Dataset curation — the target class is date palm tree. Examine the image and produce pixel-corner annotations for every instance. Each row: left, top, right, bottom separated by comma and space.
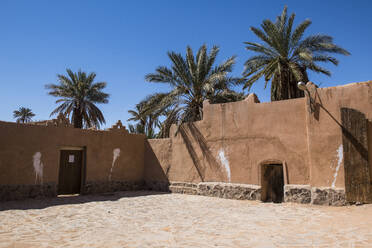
144, 44, 244, 136
127, 99, 160, 138
243, 6, 350, 101
13, 107, 35, 123
46, 69, 109, 128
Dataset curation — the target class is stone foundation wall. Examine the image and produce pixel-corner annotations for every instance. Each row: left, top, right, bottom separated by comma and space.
0, 180, 148, 201
311, 187, 346, 206
0, 183, 57, 201
0, 180, 347, 206
198, 182, 261, 200
0, 181, 147, 201
82, 180, 145, 195
167, 182, 261, 201
145, 181, 170, 192
284, 184, 346, 206
162, 182, 347, 206
284, 184, 312, 204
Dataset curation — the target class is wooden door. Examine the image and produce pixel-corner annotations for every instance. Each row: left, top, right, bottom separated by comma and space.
58, 150, 83, 195
261, 164, 284, 203
341, 108, 372, 203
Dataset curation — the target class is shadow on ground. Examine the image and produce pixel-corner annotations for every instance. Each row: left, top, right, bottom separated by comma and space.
0, 191, 169, 211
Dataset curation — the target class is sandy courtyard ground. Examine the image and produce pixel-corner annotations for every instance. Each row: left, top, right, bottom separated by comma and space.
1, 191, 372, 248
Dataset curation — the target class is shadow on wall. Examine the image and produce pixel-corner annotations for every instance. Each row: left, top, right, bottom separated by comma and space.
180, 123, 226, 182
179, 125, 206, 181
311, 86, 371, 203
311, 88, 368, 162
144, 140, 170, 191
0, 191, 169, 211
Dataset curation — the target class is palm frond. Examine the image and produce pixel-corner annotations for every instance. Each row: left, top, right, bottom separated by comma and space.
46, 68, 109, 128
243, 6, 349, 101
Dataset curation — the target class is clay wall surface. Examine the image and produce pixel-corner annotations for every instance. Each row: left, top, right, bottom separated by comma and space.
146, 81, 372, 193
144, 139, 171, 190
148, 95, 310, 186
0, 121, 145, 199
305, 81, 372, 188
2, 80, 371, 204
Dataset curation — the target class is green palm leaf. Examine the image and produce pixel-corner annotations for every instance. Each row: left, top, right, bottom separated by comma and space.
141, 44, 245, 137
243, 6, 350, 101
13, 107, 35, 123
45, 69, 109, 128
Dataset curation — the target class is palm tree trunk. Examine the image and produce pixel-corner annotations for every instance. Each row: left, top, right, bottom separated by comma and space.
73, 108, 83, 128
271, 68, 304, 101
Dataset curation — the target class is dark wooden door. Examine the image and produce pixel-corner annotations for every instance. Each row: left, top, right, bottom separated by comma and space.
341, 108, 372, 203
58, 150, 83, 195
262, 164, 284, 203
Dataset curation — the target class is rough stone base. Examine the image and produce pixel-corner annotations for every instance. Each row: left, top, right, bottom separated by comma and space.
311, 187, 346, 206
198, 182, 261, 200
162, 182, 347, 206
169, 182, 198, 195
82, 180, 145, 195
166, 182, 261, 200
0, 180, 347, 206
0, 183, 57, 201
145, 181, 170, 192
284, 184, 311, 204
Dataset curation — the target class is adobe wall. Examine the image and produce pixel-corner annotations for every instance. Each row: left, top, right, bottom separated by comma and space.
305, 82, 372, 188
167, 97, 309, 185
0, 121, 145, 201
144, 139, 171, 191
145, 81, 372, 205
146, 94, 310, 190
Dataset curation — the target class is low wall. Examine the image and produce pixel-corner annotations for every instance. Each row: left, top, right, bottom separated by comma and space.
166, 182, 346, 206
0, 121, 146, 201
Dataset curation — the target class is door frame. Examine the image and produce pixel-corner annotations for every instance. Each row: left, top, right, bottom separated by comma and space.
258, 159, 288, 186
58, 146, 86, 195
258, 159, 287, 202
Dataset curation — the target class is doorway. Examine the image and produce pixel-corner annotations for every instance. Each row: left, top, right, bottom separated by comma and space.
58, 149, 84, 195
261, 164, 284, 203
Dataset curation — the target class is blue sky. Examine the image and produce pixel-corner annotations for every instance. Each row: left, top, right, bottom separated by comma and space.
1, 0, 371, 127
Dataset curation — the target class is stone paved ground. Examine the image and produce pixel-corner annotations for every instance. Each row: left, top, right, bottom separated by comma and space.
0, 191, 372, 248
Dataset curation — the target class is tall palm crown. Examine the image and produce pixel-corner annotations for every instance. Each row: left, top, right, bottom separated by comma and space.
46, 69, 109, 129
13, 107, 35, 123
243, 6, 350, 101
145, 44, 243, 129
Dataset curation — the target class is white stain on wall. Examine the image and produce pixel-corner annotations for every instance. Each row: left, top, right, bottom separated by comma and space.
32, 152, 43, 184
331, 145, 343, 188
218, 149, 231, 182
109, 148, 121, 181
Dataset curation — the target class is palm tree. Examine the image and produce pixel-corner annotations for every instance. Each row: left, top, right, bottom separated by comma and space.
144, 44, 244, 136
127, 99, 160, 139
13, 107, 35, 123
157, 107, 181, 138
46, 69, 109, 129
243, 6, 350, 101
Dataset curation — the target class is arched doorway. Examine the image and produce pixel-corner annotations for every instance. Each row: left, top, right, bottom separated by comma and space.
261, 163, 284, 203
